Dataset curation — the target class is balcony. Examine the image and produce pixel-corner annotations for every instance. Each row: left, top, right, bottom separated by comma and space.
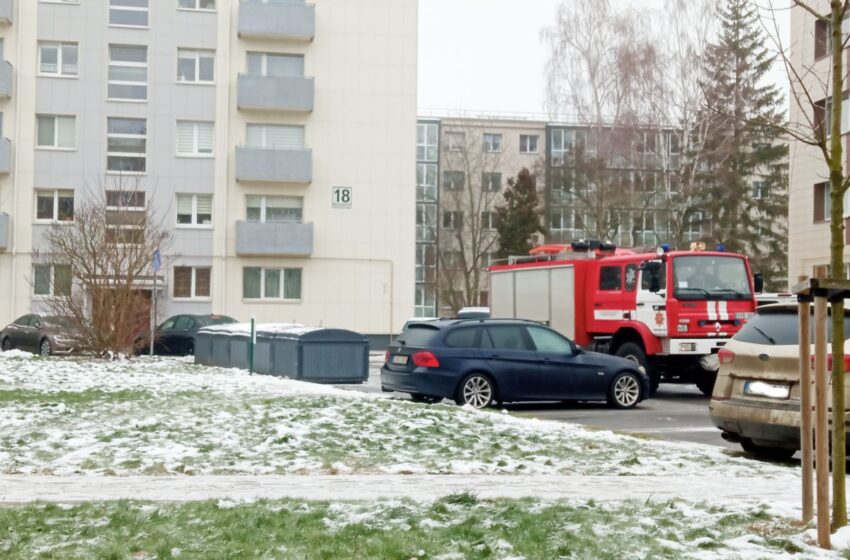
237, 74, 314, 113
0, 212, 8, 251
0, 61, 12, 98
236, 221, 313, 257
0, 137, 11, 174
0, 0, 11, 24
238, 1, 315, 41
235, 146, 312, 183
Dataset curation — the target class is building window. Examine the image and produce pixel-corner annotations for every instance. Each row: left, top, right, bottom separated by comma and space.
177, 49, 215, 83
108, 45, 148, 100
105, 190, 146, 244
443, 171, 465, 191
246, 52, 304, 77
36, 189, 74, 222
36, 115, 75, 149
176, 194, 212, 226
415, 286, 436, 317
416, 204, 437, 242
684, 211, 703, 242
481, 211, 496, 230
417, 122, 438, 162
33, 264, 72, 297
246, 124, 304, 149
443, 250, 463, 270
482, 172, 501, 192
519, 134, 538, 154
243, 267, 302, 300
174, 266, 211, 299
415, 244, 437, 283
445, 132, 465, 152
246, 195, 303, 223
443, 210, 463, 230
176, 121, 214, 156
417, 163, 437, 202
38, 42, 78, 77
814, 181, 830, 222
178, 0, 215, 10
110, 0, 149, 27
483, 133, 502, 153
550, 129, 574, 165
752, 180, 768, 200
107, 117, 147, 173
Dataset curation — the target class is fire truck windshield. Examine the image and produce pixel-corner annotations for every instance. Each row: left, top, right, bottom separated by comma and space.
672, 255, 752, 301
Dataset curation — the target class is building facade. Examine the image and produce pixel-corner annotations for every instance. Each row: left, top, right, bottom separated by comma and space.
0, 0, 417, 341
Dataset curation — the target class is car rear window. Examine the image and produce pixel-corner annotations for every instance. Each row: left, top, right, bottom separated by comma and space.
734, 310, 850, 345
444, 327, 479, 348
396, 324, 440, 347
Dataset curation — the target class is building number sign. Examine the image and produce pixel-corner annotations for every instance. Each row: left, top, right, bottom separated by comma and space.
332, 186, 352, 209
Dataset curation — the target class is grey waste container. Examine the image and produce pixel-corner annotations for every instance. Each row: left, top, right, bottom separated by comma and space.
253, 330, 275, 374
194, 330, 215, 366
229, 332, 250, 369
269, 328, 369, 383
211, 332, 232, 367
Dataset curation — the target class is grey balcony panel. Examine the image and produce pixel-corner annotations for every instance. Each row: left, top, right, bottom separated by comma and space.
0, 137, 11, 174
238, 74, 314, 112
236, 221, 313, 257
0, 0, 11, 24
236, 146, 312, 183
0, 212, 8, 251
238, 1, 315, 41
0, 61, 12, 99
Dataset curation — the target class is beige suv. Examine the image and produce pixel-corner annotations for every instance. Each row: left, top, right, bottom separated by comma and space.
709, 304, 850, 460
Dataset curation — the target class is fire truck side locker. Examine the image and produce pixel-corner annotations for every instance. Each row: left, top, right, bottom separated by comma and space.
489, 265, 576, 339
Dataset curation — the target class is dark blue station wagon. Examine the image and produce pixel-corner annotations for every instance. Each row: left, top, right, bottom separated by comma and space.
381, 319, 650, 409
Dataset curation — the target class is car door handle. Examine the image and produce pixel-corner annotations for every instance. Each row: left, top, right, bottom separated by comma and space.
486, 354, 501, 359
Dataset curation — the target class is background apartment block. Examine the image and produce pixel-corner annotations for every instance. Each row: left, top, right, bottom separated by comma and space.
0, 0, 417, 343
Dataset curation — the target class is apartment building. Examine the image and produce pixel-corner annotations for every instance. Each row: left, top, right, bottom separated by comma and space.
0, 0, 417, 342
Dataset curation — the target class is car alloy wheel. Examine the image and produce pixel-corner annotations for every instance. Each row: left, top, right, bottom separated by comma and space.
610, 373, 641, 408
458, 374, 494, 408
1, 338, 11, 351
39, 339, 51, 357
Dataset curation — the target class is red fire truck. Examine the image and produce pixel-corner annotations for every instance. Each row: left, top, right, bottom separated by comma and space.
488, 241, 761, 395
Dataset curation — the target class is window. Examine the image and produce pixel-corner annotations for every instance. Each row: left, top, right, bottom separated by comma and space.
481, 211, 496, 230
36, 190, 74, 222
445, 327, 479, 348
110, 0, 149, 27
105, 190, 145, 245
246, 52, 304, 77
625, 264, 638, 292
485, 325, 531, 351
246, 124, 304, 149
416, 204, 437, 242
107, 117, 147, 173
417, 122, 439, 161
38, 42, 78, 77
752, 180, 768, 200
482, 172, 501, 192
177, 49, 215, 83
417, 163, 437, 202
446, 132, 465, 152
414, 286, 436, 317
443, 250, 463, 270
174, 266, 211, 299
178, 0, 215, 10
33, 264, 72, 297
177, 121, 214, 156
551, 128, 573, 165
815, 16, 850, 59
108, 45, 147, 100
176, 194, 212, 226
415, 244, 436, 283
243, 267, 302, 300
36, 115, 75, 149
443, 171, 465, 190
443, 210, 463, 230
814, 182, 830, 222
519, 134, 538, 154
246, 195, 303, 223
526, 326, 573, 354
599, 266, 622, 291
483, 133, 502, 153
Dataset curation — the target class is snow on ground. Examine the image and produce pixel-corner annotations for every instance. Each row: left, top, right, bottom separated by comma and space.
0, 351, 796, 478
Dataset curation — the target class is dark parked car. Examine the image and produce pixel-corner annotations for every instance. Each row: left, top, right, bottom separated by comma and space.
0, 314, 77, 356
153, 314, 237, 356
381, 319, 650, 408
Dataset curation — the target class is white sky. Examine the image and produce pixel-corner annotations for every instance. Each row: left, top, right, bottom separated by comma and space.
417, 0, 792, 116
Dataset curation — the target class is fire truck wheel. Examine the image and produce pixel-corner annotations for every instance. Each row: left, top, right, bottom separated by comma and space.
607, 371, 642, 409
696, 371, 717, 397
614, 342, 648, 370
455, 373, 495, 408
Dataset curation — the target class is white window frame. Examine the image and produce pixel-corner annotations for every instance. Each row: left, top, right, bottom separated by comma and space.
519, 134, 538, 154
414, 286, 436, 318
416, 163, 437, 202
481, 211, 496, 230
176, 49, 215, 84
107, 118, 147, 174
483, 133, 503, 153
35, 189, 75, 223
108, 44, 148, 101
177, 0, 215, 11
443, 210, 463, 230
243, 267, 303, 301
109, 0, 149, 28
417, 122, 439, 162
175, 193, 213, 228
176, 120, 214, 157
36, 115, 76, 150
246, 195, 304, 224
32, 264, 71, 298
445, 132, 465, 152
38, 41, 78, 78
173, 266, 212, 300
246, 52, 304, 77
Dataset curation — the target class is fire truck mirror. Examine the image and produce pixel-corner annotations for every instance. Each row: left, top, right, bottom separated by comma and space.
753, 272, 764, 294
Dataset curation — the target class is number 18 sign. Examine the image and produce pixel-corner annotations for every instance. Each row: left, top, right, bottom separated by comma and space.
332, 186, 352, 209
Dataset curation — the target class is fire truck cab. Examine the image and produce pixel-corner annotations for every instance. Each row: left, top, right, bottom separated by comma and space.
488, 242, 760, 395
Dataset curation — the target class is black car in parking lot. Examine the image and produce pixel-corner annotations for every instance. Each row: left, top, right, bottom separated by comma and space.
381, 319, 650, 408
152, 314, 236, 356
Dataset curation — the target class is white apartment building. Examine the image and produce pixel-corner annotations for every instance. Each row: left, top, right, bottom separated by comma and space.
0, 0, 417, 342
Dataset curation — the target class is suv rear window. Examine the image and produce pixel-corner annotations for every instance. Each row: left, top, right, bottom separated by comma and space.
735, 310, 850, 345
396, 324, 440, 347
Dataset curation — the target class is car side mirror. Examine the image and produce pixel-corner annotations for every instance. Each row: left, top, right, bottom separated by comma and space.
571, 343, 583, 355
753, 272, 764, 294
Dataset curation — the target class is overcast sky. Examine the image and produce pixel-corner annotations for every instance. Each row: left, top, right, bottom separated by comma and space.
417, 0, 792, 117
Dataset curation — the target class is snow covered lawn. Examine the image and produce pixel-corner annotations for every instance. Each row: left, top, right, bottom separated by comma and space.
0, 352, 794, 477
1, 495, 844, 560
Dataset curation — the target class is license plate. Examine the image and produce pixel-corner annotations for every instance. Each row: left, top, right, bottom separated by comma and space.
744, 380, 790, 399
392, 355, 408, 365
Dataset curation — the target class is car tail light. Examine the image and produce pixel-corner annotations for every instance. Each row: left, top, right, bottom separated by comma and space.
718, 348, 735, 365
384, 350, 390, 364
809, 354, 850, 371
412, 351, 440, 368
